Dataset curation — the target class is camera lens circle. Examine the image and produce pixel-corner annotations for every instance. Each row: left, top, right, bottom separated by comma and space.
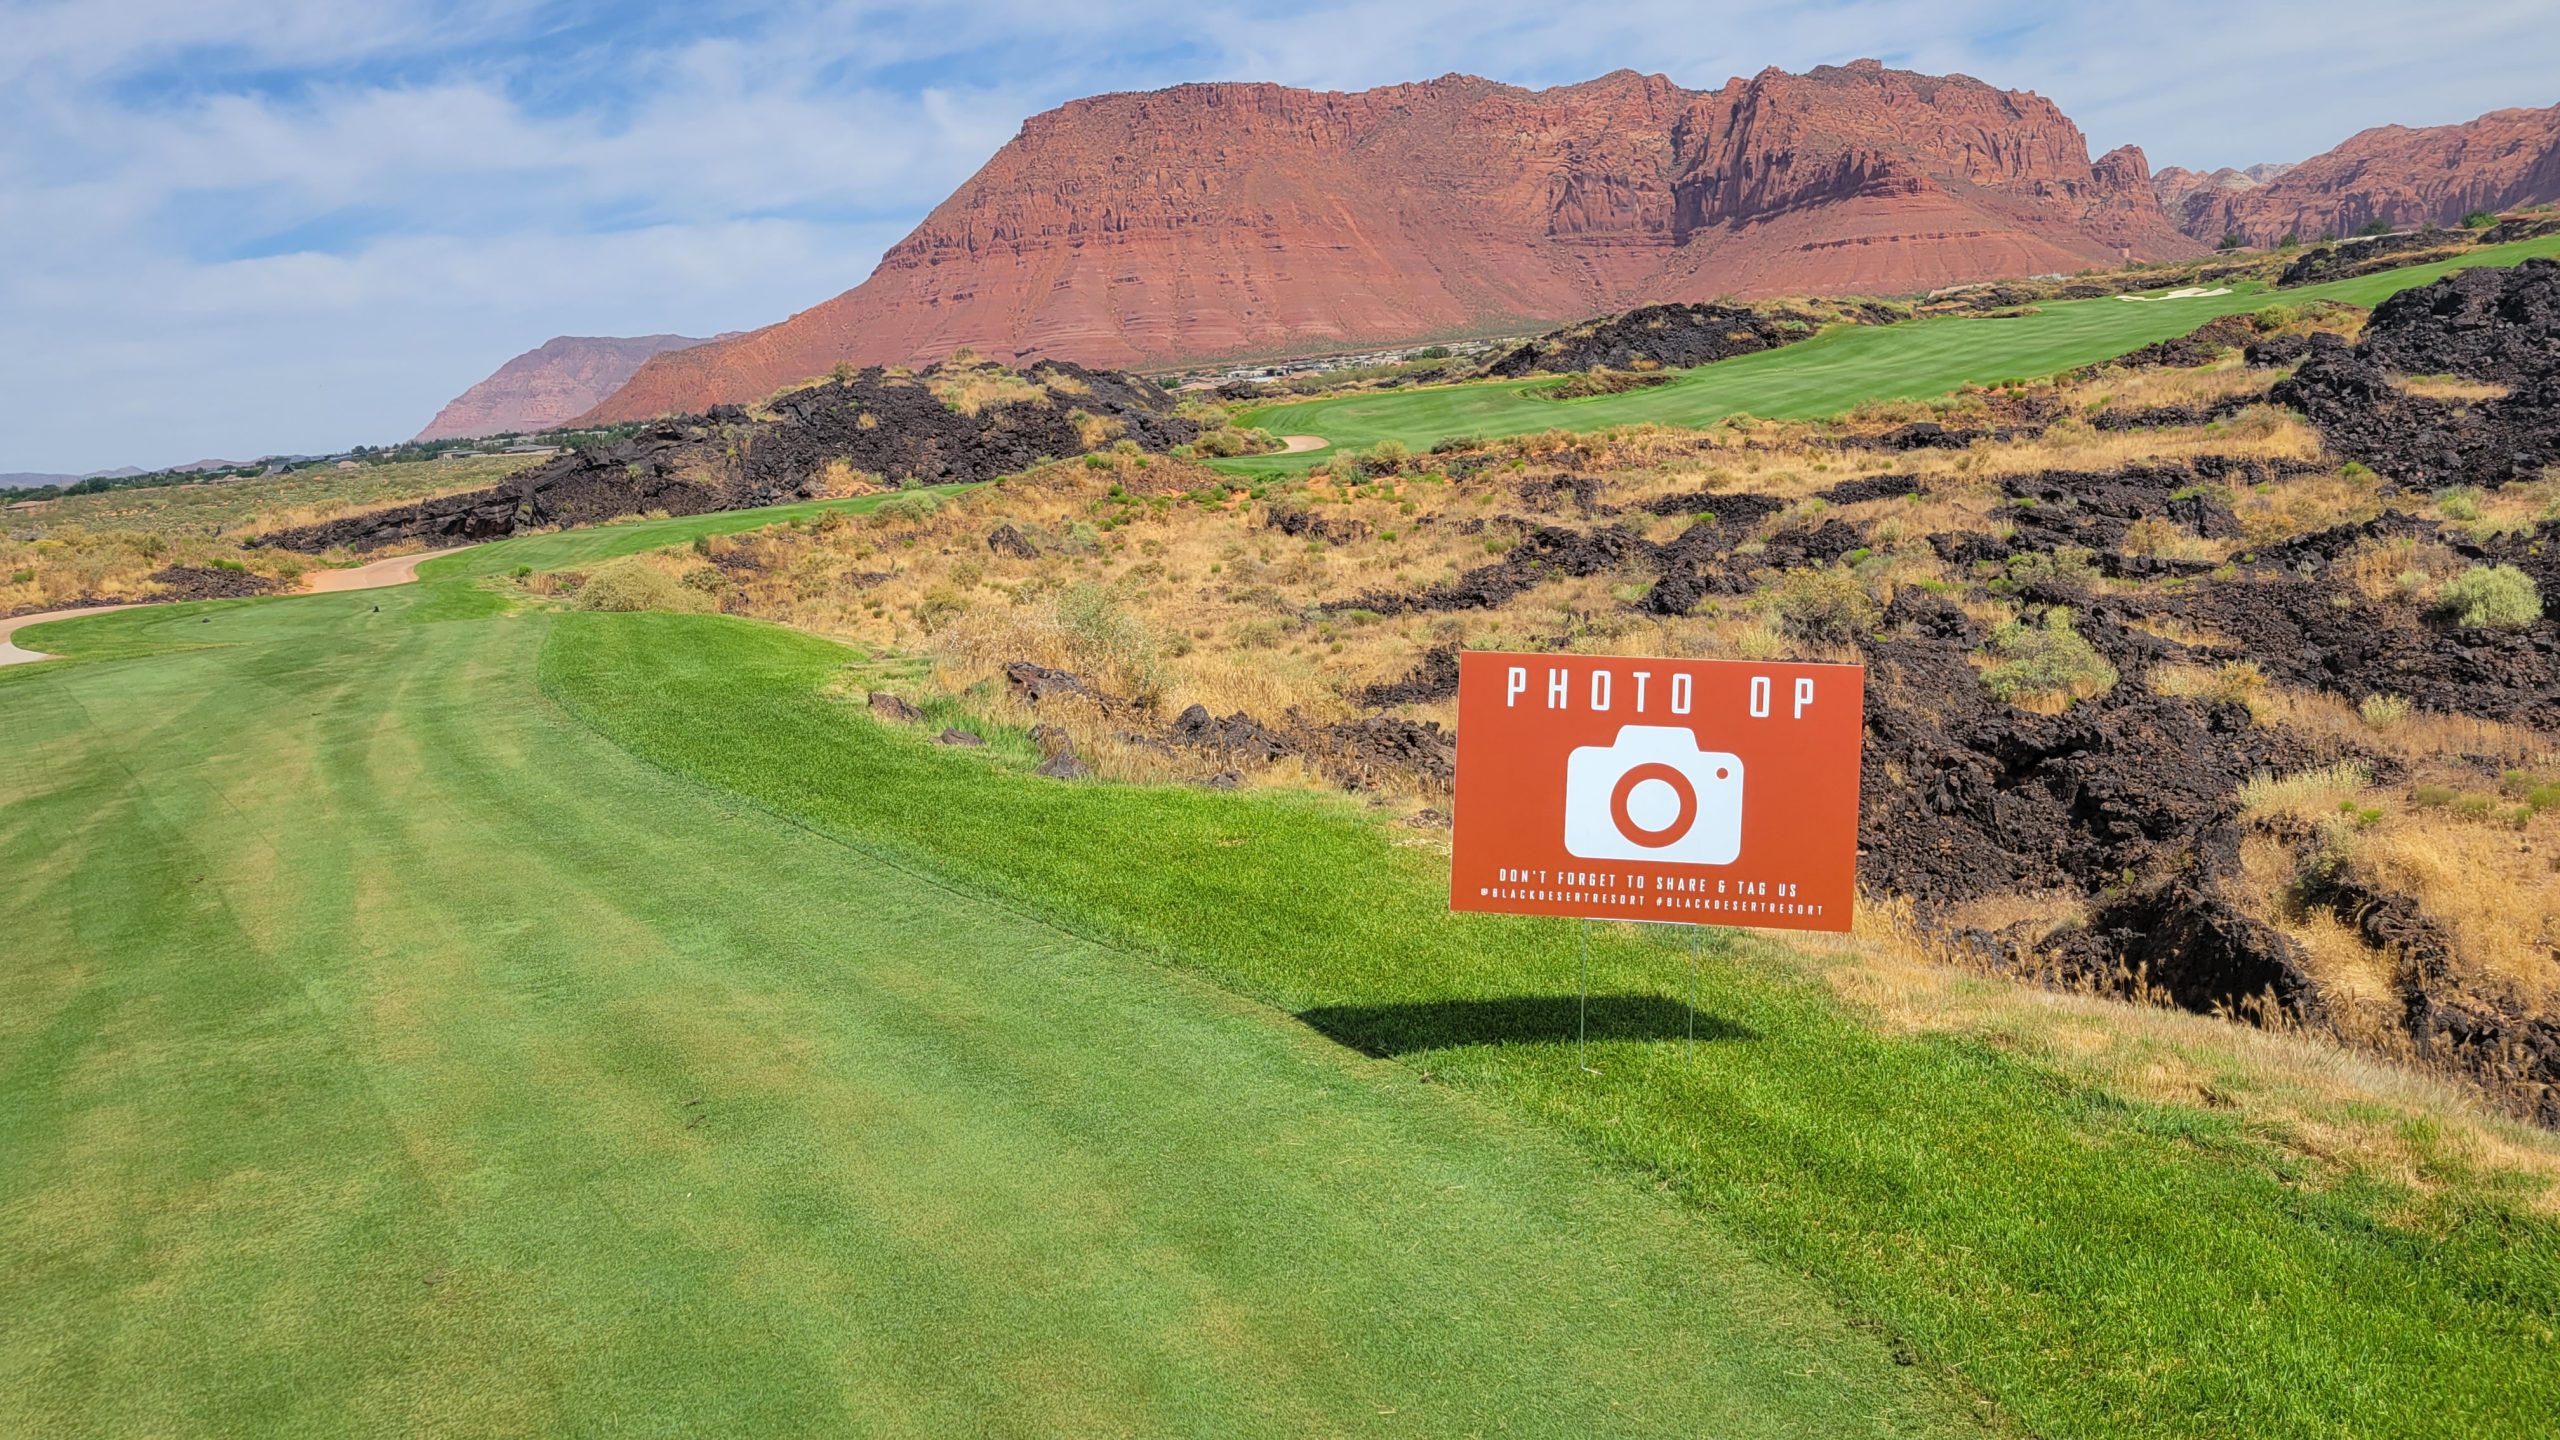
1609, 762, 1698, 848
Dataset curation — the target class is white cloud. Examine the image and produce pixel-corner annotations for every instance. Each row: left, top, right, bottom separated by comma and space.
2, 0, 2554, 471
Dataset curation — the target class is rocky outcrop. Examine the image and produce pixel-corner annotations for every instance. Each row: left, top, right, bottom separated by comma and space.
147, 564, 286, 602
2170, 103, 2560, 246
2355, 254, 2560, 384
258, 359, 1195, 553
2271, 231, 2473, 288
1484, 303, 1837, 377
583, 61, 2198, 421
415, 335, 715, 441
2272, 259, 2560, 490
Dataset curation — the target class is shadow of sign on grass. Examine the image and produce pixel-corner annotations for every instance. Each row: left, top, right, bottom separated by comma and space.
1298, 995, 1755, 1057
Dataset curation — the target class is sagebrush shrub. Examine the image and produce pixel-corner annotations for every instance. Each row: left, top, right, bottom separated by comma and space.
870, 491, 944, 527
1770, 568, 1875, 647
1980, 609, 2118, 706
1054, 583, 1164, 704
2357, 693, 2413, 729
1360, 440, 1411, 476
2436, 564, 2542, 630
572, 558, 714, 614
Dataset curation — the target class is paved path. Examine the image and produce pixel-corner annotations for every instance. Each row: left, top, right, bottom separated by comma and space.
0, 546, 460, 666
0, 604, 143, 666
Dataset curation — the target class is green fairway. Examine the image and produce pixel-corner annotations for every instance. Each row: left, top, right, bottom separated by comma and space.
529, 608, 2560, 1440
421, 484, 982, 581
0, 588, 1976, 1435
1221, 234, 2560, 473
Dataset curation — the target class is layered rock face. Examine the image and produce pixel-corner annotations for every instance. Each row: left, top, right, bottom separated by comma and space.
2170, 104, 2560, 246
2150, 163, 2296, 238
585, 61, 2197, 421
416, 334, 712, 440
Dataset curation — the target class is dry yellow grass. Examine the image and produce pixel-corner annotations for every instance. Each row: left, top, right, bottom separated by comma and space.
2235, 760, 2375, 822
2148, 659, 2270, 715
2339, 536, 2466, 604
1, 527, 309, 612
1815, 898, 2560, 1212
2355, 817, 2560, 997
2395, 374, 2512, 402
2075, 361, 2275, 415
926, 360, 1046, 416
2248, 681, 2558, 769
2229, 470, 2387, 547
813, 460, 885, 496
2432, 474, 2560, 540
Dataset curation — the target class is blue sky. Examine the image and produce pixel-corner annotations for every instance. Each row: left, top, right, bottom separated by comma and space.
4, 0, 2555, 474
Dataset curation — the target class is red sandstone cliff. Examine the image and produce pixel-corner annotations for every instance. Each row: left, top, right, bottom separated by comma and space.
2169, 104, 2560, 246
418, 334, 713, 440
585, 62, 2198, 421
2151, 163, 2296, 239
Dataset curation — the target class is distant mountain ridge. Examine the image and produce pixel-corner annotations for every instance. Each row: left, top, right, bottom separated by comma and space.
2158, 103, 2560, 245
581, 61, 2199, 421
415, 334, 720, 441
2, 467, 142, 489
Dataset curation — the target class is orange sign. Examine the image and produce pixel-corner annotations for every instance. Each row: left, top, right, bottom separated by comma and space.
1451, 652, 1864, 932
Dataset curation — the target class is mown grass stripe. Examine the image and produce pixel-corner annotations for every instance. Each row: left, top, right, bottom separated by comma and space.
2, 587, 1975, 1437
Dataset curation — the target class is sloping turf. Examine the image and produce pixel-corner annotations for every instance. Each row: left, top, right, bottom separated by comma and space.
0, 586, 1975, 1436
1220, 234, 2560, 474
535, 606, 2560, 1440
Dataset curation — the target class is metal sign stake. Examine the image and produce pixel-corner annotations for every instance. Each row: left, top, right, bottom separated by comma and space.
1577, 919, 1597, 1075
1687, 924, 1700, 1064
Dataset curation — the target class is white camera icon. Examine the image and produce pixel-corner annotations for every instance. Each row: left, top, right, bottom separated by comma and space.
1563, 725, 1744, 865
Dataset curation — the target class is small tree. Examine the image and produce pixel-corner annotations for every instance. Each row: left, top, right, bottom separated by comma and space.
2359, 217, 2393, 237
2217, 231, 2245, 252
2462, 210, 2496, 229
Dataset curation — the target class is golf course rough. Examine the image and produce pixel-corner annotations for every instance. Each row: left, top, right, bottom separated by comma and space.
0, 582, 1977, 1437
1217, 233, 2560, 475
